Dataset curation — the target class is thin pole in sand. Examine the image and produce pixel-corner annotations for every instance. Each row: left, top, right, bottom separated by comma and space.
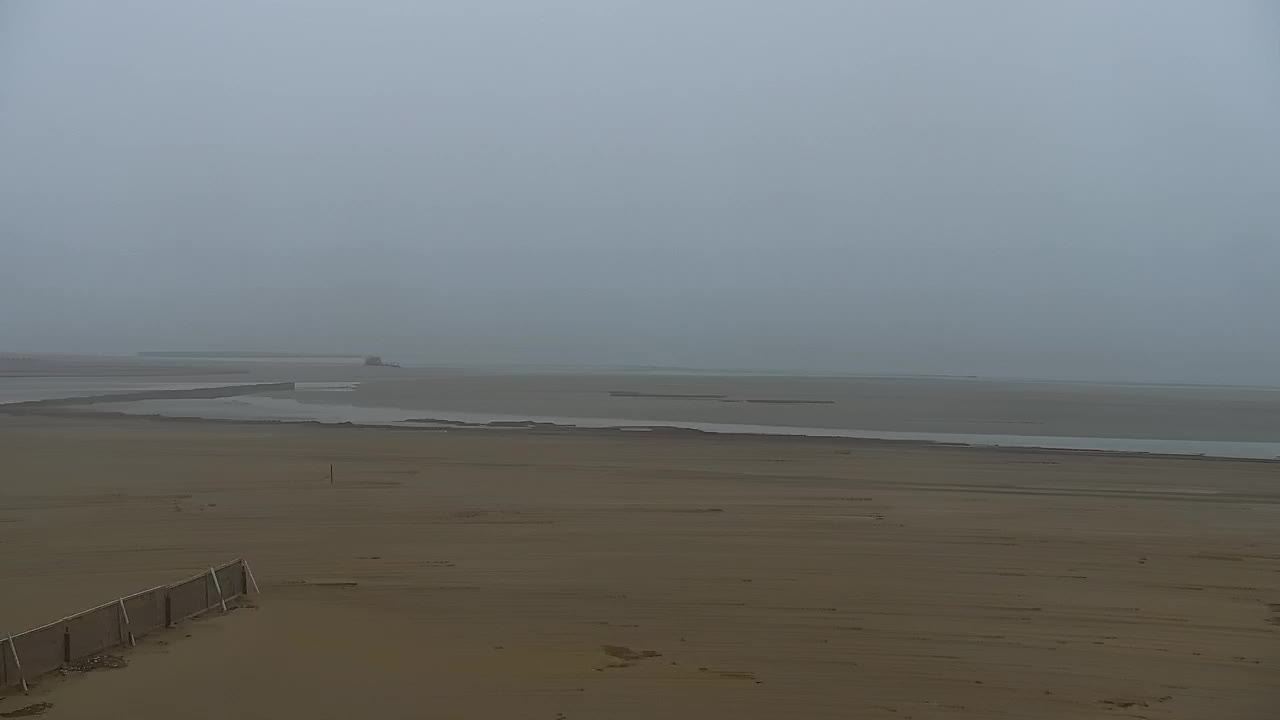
5, 633, 28, 693
208, 568, 228, 613
117, 599, 135, 647
329, 464, 334, 485
243, 560, 261, 595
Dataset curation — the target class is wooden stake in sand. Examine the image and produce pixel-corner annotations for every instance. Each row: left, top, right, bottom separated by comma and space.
329, 464, 334, 485
243, 560, 261, 595
208, 568, 228, 613
5, 632, 28, 693
118, 599, 136, 647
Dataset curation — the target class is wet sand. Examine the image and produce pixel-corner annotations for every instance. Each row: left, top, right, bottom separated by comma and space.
9, 353, 1280, 462
11, 354, 1280, 444
281, 372, 1280, 442
1, 414, 1277, 719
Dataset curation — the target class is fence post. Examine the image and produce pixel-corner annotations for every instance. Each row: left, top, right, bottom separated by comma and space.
208, 567, 228, 613
164, 591, 173, 628
62, 626, 71, 666
118, 599, 135, 647
243, 560, 261, 595
5, 633, 28, 693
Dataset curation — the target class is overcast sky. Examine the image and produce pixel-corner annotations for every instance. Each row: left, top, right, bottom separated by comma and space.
2, 1, 1278, 382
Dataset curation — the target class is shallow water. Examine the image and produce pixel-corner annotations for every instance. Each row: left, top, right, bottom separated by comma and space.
85, 395, 1280, 459
8, 364, 1280, 459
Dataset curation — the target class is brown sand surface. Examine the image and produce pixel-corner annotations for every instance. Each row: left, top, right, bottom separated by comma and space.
0, 415, 1277, 718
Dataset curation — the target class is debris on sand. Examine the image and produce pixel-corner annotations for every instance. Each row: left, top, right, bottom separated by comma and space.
60, 654, 127, 674
285, 579, 359, 588
596, 645, 663, 670
602, 645, 661, 661
0, 702, 54, 718
1099, 699, 1148, 709
697, 667, 758, 680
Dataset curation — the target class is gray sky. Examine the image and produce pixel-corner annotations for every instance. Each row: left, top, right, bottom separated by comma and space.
2, 1, 1279, 382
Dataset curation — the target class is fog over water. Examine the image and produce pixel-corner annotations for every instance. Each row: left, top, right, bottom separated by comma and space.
3, 2, 1279, 383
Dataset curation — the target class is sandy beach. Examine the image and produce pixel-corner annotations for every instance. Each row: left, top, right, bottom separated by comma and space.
1, 413, 1277, 719
7, 0, 1278, 716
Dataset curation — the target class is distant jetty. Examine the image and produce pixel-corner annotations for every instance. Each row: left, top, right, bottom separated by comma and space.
138, 351, 400, 367
0, 382, 296, 410
140, 351, 364, 359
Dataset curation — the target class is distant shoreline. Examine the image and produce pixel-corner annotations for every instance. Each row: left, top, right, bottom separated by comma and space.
5, 356, 1280, 461
11, 404, 1279, 466
4, 352, 1279, 389
138, 351, 366, 359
